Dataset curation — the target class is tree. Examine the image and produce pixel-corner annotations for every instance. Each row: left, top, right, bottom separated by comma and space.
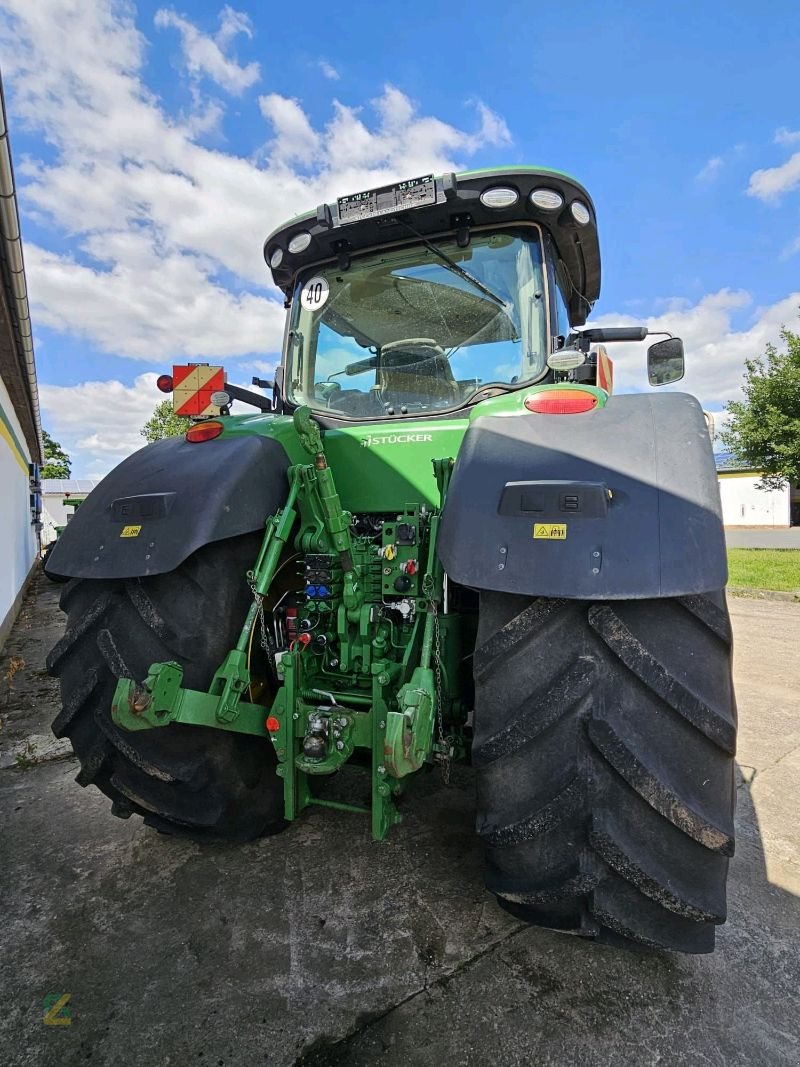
41, 429, 72, 479
721, 325, 800, 490
140, 400, 191, 443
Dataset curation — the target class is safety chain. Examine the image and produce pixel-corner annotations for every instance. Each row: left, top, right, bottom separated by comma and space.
423, 574, 450, 785
250, 583, 272, 656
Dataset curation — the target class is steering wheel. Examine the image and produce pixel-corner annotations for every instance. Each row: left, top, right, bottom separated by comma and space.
380, 337, 446, 359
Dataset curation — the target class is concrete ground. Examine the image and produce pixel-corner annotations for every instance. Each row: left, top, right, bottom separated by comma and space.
1, 574, 799, 1067
725, 527, 800, 549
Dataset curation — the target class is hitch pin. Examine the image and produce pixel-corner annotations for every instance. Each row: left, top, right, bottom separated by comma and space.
131, 684, 152, 714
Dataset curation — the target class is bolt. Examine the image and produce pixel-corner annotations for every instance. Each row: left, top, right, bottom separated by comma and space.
336, 741, 344, 751
292, 712, 299, 720
377, 765, 386, 776
593, 551, 600, 558
333, 730, 341, 739
500, 546, 507, 554
379, 720, 386, 729
93, 556, 100, 562
592, 567, 600, 574
149, 542, 155, 548
145, 554, 151, 560
378, 673, 389, 685
338, 718, 347, 728
498, 563, 505, 570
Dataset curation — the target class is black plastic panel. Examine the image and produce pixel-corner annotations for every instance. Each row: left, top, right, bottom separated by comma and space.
46, 434, 290, 580
437, 393, 727, 599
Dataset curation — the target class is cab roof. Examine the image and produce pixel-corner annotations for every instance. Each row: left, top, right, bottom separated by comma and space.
264, 166, 601, 326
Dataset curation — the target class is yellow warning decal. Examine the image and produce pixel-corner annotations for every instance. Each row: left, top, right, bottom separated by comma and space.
533, 523, 567, 540
120, 525, 142, 538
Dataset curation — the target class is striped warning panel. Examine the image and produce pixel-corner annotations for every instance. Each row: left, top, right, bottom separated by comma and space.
173, 364, 224, 416
596, 346, 614, 394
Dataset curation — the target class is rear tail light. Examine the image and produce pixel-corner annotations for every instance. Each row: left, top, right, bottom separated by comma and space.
185, 420, 224, 442
524, 389, 598, 414
156, 374, 174, 393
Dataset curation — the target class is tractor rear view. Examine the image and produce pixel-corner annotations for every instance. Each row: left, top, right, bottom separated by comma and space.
46, 168, 736, 953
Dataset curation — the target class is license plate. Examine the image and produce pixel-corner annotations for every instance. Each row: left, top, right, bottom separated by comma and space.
337, 175, 435, 225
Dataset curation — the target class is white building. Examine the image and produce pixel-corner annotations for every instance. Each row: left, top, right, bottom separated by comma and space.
42, 480, 101, 545
716, 454, 799, 528
0, 79, 44, 649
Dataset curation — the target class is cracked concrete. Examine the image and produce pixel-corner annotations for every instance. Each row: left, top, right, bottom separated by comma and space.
1, 575, 799, 1066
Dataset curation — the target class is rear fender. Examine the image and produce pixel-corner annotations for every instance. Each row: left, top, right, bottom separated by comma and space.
45, 434, 290, 580
437, 392, 726, 599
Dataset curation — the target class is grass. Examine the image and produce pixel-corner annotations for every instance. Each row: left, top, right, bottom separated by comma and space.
727, 549, 800, 592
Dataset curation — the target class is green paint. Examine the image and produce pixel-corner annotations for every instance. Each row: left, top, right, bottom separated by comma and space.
112, 422, 465, 840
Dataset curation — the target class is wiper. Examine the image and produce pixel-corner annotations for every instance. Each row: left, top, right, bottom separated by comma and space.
397, 219, 509, 310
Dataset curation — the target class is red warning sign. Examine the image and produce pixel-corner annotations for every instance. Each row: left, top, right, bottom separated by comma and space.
596, 347, 614, 394
172, 364, 224, 416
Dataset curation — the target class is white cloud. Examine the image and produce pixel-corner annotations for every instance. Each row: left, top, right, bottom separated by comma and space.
39, 374, 161, 477
696, 155, 724, 183
317, 59, 340, 81
591, 288, 800, 408
2, 2, 513, 290
474, 102, 512, 148
0, 0, 513, 473
26, 240, 285, 360
258, 94, 320, 165
775, 127, 800, 147
747, 152, 800, 201
154, 5, 260, 95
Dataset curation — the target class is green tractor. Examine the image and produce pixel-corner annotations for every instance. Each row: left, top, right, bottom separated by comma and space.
46, 167, 736, 954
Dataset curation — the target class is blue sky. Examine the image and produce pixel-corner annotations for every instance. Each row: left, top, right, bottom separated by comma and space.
1, 0, 799, 475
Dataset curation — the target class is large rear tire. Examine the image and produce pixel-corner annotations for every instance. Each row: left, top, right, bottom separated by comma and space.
47, 534, 285, 841
472, 592, 736, 953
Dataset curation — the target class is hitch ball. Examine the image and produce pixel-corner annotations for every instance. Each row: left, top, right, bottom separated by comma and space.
303, 713, 328, 760
302, 735, 326, 760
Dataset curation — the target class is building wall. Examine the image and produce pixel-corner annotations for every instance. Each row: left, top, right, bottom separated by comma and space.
41, 480, 101, 544
718, 472, 791, 527
0, 373, 37, 645
42, 493, 69, 546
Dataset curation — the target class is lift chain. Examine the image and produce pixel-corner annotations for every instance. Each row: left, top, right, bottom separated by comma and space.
250, 583, 272, 657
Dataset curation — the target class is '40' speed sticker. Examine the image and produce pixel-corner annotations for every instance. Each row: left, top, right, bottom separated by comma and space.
300, 275, 330, 311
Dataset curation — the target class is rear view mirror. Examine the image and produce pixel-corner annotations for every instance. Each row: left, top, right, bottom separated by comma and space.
647, 336, 684, 386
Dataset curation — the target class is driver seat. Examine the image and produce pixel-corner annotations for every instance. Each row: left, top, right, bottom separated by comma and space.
377, 340, 459, 407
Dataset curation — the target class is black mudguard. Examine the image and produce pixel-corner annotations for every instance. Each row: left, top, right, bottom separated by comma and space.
45, 434, 290, 580
437, 392, 726, 599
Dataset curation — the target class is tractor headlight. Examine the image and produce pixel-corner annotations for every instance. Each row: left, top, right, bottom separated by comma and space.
288, 231, 312, 254
530, 188, 564, 211
269, 247, 284, 269
480, 187, 519, 209
570, 201, 591, 225
547, 349, 586, 371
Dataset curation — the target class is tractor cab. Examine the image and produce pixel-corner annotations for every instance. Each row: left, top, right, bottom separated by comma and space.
265, 168, 605, 421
